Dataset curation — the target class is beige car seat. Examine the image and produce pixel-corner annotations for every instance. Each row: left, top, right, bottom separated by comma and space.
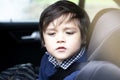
87, 8, 120, 67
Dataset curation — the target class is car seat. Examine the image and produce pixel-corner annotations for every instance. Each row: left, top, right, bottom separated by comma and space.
87, 8, 120, 67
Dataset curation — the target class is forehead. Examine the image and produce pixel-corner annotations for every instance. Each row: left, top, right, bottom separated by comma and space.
46, 14, 80, 29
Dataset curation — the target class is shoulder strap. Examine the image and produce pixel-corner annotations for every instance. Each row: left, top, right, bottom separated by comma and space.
75, 61, 107, 80
49, 62, 88, 80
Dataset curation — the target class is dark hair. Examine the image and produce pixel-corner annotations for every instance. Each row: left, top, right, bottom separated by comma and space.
39, 1, 90, 46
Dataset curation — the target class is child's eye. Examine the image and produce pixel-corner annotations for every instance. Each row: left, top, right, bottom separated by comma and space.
47, 33, 56, 36
66, 32, 75, 35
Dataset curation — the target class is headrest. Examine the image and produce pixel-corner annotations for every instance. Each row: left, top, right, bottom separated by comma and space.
87, 8, 120, 67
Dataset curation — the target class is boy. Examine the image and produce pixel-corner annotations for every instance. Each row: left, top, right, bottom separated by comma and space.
38, 1, 90, 80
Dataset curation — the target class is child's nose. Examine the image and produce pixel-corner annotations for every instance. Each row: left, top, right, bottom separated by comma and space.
57, 40, 65, 43
56, 34, 65, 43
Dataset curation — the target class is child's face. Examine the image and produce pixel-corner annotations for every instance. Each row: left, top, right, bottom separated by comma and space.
43, 15, 81, 62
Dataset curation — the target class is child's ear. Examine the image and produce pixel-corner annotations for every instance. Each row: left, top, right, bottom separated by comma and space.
42, 41, 46, 47
40, 40, 45, 47
81, 36, 87, 47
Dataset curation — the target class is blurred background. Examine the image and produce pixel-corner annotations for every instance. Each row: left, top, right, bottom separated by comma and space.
0, 0, 119, 22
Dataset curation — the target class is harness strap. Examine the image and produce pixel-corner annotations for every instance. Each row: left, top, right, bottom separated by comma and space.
49, 62, 87, 80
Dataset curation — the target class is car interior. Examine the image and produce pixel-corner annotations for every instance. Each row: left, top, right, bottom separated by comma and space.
0, 0, 120, 79
0, 22, 45, 72
87, 8, 120, 67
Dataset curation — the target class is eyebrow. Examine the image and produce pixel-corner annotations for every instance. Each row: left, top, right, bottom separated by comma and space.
46, 27, 78, 32
45, 28, 56, 32
64, 27, 77, 31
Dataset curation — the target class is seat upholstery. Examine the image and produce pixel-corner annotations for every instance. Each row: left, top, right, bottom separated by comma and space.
87, 8, 120, 67
76, 61, 120, 80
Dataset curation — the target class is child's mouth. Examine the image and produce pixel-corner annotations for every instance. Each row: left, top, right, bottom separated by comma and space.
56, 47, 66, 52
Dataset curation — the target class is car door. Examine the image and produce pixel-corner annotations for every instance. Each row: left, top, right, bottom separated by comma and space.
0, 22, 46, 72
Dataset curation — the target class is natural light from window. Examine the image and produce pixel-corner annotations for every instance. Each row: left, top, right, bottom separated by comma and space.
0, 0, 119, 22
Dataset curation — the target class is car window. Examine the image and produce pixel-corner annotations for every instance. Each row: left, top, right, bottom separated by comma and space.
0, 0, 78, 22
0, 0, 119, 22
85, 0, 119, 21
0, 0, 58, 22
